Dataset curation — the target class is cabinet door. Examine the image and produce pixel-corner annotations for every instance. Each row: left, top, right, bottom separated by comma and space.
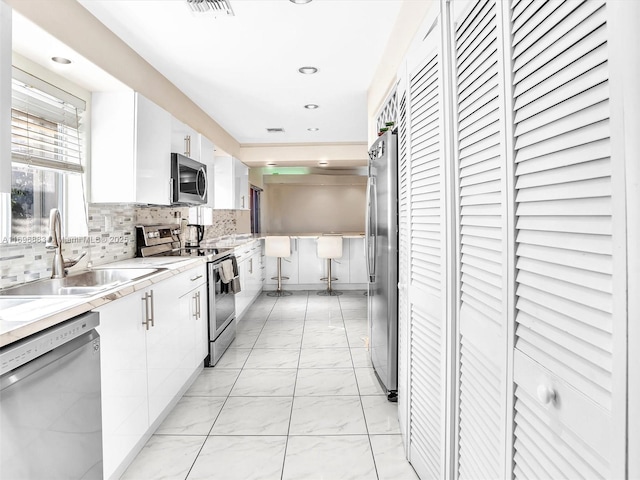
171, 117, 200, 161
508, 0, 621, 476
452, 0, 510, 477
183, 280, 208, 369
235, 258, 250, 319
214, 155, 234, 209
234, 159, 249, 209
134, 93, 171, 205
200, 136, 216, 208
145, 275, 190, 422
297, 238, 324, 285
95, 294, 149, 480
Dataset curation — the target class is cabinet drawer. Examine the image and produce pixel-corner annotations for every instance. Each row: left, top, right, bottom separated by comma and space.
513, 350, 611, 478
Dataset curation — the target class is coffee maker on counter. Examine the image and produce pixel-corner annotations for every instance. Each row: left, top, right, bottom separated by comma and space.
184, 206, 213, 253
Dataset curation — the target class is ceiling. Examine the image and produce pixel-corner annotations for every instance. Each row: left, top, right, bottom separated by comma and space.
13, 0, 402, 149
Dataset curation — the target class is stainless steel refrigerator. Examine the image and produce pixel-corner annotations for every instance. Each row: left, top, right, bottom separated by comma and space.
366, 130, 398, 400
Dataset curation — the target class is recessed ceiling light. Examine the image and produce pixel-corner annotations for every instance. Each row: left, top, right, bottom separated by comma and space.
51, 56, 71, 65
290, 0, 312, 4
298, 66, 318, 74
318, 161, 329, 166
307, 128, 319, 132
304, 104, 319, 110
266, 161, 277, 167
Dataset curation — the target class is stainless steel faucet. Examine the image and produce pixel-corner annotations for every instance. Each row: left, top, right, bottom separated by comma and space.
45, 208, 86, 279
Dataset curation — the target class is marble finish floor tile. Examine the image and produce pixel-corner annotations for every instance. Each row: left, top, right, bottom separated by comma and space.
244, 348, 300, 369
155, 396, 226, 435
232, 331, 260, 349
187, 436, 287, 480
301, 330, 349, 348
282, 435, 377, 480
214, 348, 252, 368
121, 435, 204, 480
185, 369, 241, 397
211, 396, 292, 435
298, 348, 353, 368
355, 367, 387, 396
370, 435, 420, 480
350, 348, 373, 367
295, 368, 359, 396
230, 368, 297, 396
289, 396, 367, 435
253, 331, 303, 349
361, 395, 401, 434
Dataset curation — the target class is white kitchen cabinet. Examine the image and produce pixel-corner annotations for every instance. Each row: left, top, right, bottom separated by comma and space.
200, 135, 216, 208
178, 266, 208, 368
145, 270, 205, 422
171, 116, 200, 161
234, 240, 263, 320
95, 266, 207, 479
297, 238, 325, 285
91, 91, 171, 205
348, 237, 367, 284
214, 155, 249, 210
95, 293, 149, 480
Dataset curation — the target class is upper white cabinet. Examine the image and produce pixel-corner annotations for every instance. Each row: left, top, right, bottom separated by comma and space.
91, 91, 171, 205
171, 117, 200, 161
214, 155, 249, 210
200, 135, 216, 208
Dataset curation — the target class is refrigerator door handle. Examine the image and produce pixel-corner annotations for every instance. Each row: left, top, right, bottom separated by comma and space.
366, 177, 377, 282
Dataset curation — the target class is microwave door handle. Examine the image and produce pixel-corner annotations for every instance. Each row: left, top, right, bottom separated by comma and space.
196, 167, 207, 200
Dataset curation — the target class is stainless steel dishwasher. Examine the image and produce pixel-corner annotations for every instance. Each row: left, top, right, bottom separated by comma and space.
0, 311, 103, 479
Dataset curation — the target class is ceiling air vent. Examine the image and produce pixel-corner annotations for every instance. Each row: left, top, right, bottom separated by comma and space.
266, 128, 285, 133
186, 0, 234, 16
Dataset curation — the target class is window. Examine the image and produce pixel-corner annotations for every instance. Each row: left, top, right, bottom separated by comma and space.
9, 67, 87, 240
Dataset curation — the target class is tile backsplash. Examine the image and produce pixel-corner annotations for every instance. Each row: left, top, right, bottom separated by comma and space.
0, 205, 248, 289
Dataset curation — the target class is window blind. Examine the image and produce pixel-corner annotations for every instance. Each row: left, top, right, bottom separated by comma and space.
11, 67, 85, 173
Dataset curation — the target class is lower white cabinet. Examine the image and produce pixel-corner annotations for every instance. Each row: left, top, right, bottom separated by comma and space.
235, 240, 263, 320
96, 265, 207, 480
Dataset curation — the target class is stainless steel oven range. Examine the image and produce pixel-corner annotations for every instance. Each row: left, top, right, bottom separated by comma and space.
206, 256, 236, 366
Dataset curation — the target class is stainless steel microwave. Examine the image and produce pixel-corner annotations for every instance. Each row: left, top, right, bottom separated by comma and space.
171, 153, 208, 204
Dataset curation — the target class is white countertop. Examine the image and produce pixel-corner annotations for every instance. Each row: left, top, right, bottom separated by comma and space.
0, 255, 208, 348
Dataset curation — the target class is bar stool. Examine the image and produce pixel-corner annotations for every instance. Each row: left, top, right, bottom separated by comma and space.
317, 235, 343, 296
266, 236, 293, 297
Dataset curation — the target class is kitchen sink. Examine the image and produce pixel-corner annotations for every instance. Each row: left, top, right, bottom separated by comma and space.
0, 268, 164, 298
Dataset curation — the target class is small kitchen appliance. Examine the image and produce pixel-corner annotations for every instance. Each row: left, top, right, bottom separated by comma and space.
171, 152, 208, 205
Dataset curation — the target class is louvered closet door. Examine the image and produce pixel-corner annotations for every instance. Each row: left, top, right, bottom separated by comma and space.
397, 86, 409, 441
452, 0, 509, 478
405, 22, 449, 480
509, 0, 618, 477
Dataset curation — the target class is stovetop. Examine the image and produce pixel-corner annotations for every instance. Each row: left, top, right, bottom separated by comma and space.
135, 224, 234, 262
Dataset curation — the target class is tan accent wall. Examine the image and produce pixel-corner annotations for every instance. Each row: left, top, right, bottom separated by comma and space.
6, 0, 240, 158
263, 183, 366, 234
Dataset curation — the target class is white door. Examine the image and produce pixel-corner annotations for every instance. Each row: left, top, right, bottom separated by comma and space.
507, 0, 624, 477
401, 13, 451, 479
451, 0, 510, 477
